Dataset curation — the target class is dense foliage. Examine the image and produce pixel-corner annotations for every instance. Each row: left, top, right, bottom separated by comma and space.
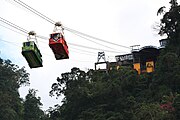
0, 58, 29, 120
49, 64, 179, 120
23, 89, 44, 120
158, 0, 180, 56
0, 58, 46, 120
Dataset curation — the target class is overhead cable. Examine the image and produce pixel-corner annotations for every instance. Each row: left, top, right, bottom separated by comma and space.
68, 43, 127, 54
11, 0, 131, 50
13, 0, 55, 24
0, 39, 94, 62
69, 49, 96, 56
64, 26, 131, 49
35, 35, 125, 54
0, 16, 28, 34
0, 23, 27, 36
68, 30, 124, 51
0, 17, 125, 54
70, 46, 97, 54
0, 38, 20, 47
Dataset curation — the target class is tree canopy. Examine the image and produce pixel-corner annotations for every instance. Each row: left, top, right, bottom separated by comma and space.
0, 58, 30, 120
48, 64, 179, 120
23, 89, 44, 120
158, 0, 180, 56
0, 58, 46, 120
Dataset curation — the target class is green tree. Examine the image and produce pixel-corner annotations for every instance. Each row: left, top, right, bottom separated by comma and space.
23, 89, 44, 120
153, 0, 180, 107
158, 0, 180, 56
50, 67, 92, 120
135, 103, 174, 120
153, 1, 180, 119
173, 94, 180, 119
49, 67, 154, 120
0, 58, 29, 120
153, 52, 180, 93
45, 105, 61, 120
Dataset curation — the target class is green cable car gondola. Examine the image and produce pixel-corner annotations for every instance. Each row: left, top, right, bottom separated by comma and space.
22, 31, 43, 68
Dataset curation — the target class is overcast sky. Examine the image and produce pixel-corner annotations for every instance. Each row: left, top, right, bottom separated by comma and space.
0, 0, 169, 110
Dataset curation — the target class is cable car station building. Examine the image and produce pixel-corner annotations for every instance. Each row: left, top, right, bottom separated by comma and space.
115, 46, 160, 74
95, 39, 168, 74
133, 46, 160, 74
115, 39, 168, 74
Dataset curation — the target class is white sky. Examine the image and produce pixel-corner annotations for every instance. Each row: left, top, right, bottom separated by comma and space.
0, 0, 169, 110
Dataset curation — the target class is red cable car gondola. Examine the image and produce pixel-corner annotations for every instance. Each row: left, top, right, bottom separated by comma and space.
49, 22, 69, 60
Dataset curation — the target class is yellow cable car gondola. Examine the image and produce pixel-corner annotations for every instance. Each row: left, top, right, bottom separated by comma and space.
22, 31, 43, 68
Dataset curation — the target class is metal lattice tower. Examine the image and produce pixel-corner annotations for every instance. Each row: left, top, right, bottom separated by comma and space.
97, 52, 106, 63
